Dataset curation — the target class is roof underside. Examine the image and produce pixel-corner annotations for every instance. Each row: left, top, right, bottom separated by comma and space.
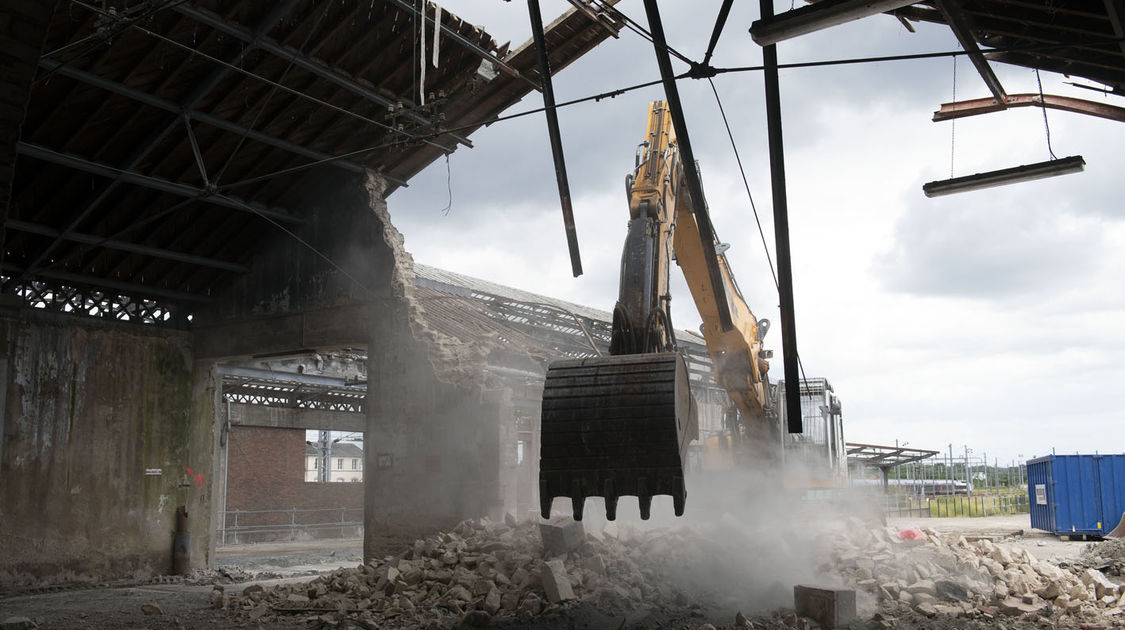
896, 1, 1125, 94
4, 1, 1123, 328
3, 0, 621, 325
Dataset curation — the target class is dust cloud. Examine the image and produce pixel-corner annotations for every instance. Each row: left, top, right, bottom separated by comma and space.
561, 466, 881, 615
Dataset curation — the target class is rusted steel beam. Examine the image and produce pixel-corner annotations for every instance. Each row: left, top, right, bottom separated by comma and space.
933, 93, 1125, 122
529, 0, 582, 278
935, 0, 1007, 103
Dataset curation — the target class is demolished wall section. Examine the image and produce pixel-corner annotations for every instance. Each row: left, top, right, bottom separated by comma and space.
0, 307, 212, 586
365, 173, 516, 555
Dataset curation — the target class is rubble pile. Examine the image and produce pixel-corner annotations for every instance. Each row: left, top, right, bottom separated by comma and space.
223, 516, 734, 628
1078, 538, 1125, 577
827, 521, 1125, 625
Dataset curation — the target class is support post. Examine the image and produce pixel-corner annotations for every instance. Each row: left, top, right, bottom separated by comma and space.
642, 0, 733, 332
759, 0, 803, 433
528, 0, 583, 277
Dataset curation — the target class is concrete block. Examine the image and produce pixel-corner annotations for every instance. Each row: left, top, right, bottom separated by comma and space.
794, 585, 856, 629
540, 559, 575, 603
539, 516, 585, 555
1082, 568, 1117, 599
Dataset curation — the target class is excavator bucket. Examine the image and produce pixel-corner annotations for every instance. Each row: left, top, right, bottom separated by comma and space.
539, 352, 698, 521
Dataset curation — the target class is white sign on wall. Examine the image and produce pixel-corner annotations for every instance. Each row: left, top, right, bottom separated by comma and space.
1035, 484, 1047, 506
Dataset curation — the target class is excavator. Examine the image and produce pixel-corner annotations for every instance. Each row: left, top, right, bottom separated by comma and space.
539, 101, 777, 521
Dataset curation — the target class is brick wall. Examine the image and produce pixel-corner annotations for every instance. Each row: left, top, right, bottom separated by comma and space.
224, 425, 363, 543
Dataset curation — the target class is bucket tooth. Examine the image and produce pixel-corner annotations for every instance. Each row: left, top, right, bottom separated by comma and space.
605, 479, 619, 521
539, 351, 698, 520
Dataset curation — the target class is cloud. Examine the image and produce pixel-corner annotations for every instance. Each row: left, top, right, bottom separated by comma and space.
875, 196, 1106, 299
387, 0, 1125, 464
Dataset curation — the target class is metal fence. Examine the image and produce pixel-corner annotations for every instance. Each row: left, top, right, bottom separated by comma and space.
218, 507, 362, 545
884, 492, 1030, 519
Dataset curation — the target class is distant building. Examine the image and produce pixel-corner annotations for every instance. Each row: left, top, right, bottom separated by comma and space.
305, 442, 363, 482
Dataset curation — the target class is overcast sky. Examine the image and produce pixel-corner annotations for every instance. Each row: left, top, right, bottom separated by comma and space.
387, 1, 1125, 466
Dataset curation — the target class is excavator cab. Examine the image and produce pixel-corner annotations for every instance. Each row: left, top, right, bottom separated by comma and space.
539, 101, 699, 521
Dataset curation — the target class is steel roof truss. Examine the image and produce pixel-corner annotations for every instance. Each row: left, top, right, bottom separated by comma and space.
936, 0, 1008, 104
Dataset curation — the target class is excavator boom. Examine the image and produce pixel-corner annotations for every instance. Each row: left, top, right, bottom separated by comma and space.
539, 101, 771, 521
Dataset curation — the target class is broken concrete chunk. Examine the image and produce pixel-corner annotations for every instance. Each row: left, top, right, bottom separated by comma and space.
140, 603, 164, 616
540, 559, 575, 603
998, 596, 1047, 616
0, 618, 38, 630
907, 579, 936, 596
539, 517, 585, 555
1082, 568, 1118, 599
793, 585, 857, 629
447, 585, 472, 602
934, 579, 969, 601
483, 588, 501, 615
518, 593, 543, 615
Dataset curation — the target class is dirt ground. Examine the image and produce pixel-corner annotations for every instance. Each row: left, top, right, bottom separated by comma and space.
0, 515, 1112, 630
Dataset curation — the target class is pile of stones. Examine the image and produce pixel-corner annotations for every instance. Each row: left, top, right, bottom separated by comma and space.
827, 520, 1125, 625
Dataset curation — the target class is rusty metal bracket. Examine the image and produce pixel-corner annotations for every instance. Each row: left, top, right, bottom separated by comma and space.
933, 93, 1125, 123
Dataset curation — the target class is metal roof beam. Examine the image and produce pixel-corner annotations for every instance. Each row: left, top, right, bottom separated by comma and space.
1105, 0, 1125, 61
384, 0, 538, 90
16, 142, 302, 225
172, 4, 473, 150
33, 60, 403, 182
8, 1, 300, 292
4, 219, 249, 273
935, 0, 1008, 103
218, 365, 362, 388
933, 92, 1125, 122
1, 264, 213, 303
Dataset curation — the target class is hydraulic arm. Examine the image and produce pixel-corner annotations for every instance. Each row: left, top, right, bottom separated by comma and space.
539, 102, 773, 521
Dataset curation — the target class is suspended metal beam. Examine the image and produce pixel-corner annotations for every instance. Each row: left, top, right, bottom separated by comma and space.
529, 0, 582, 278
1, 264, 213, 303
385, 0, 538, 89
172, 4, 472, 150
933, 92, 1125, 122
17, 142, 302, 224
5, 220, 249, 273
642, 0, 733, 333
750, 0, 917, 46
935, 0, 1007, 103
759, 0, 803, 435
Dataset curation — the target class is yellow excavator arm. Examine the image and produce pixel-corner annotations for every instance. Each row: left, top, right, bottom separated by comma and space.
538, 101, 772, 522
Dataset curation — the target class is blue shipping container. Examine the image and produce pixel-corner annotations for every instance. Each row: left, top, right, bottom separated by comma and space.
1027, 454, 1125, 536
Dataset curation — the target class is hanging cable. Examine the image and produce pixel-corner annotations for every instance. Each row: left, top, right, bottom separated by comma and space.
707, 78, 778, 293
1036, 69, 1058, 160
708, 77, 810, 402
950, 56, 957, 178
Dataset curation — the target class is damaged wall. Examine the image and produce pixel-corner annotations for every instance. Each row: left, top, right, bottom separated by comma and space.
0, 305, 213, 586
191, 168, 514, 559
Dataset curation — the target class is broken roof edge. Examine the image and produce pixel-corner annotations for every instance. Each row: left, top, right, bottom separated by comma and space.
412, 262, 708, 348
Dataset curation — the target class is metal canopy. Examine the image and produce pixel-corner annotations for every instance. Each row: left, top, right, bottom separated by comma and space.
846, 442, 940, 468
3, 1, 621, 325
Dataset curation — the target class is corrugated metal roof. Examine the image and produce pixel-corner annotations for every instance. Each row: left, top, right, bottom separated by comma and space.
412, 262, 708, 347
